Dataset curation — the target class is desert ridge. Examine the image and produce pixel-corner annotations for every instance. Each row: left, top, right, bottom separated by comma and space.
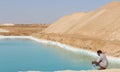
42, 2, 120, 41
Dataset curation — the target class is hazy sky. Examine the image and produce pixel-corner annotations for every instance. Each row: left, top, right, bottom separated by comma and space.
0, 0, 118, 24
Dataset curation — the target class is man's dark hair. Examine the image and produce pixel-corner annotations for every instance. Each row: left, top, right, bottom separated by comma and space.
97, 50, 102, 53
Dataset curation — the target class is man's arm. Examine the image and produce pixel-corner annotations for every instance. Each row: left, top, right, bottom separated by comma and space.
96, 55, 103, 64
92, 61, 99, 66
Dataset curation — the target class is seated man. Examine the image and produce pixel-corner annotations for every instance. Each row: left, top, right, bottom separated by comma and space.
92, 50, 108, 70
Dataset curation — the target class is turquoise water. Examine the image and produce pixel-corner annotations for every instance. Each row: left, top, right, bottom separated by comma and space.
0, 39, 120, 72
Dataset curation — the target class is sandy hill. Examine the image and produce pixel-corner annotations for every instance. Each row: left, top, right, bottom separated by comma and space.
33, 2, 120, 57
43, 2, 120, 41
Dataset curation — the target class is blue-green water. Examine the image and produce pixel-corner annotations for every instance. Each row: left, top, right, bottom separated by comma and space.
0, 39, 120, 72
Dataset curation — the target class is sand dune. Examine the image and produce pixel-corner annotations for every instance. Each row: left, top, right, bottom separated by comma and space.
33, 2, 120, 57
43, 2, 120, 41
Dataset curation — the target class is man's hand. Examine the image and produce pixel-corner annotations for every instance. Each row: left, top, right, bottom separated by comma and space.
92, 61, 99, 66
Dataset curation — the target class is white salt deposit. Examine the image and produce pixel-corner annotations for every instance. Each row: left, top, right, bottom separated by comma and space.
0, 36, 120, 64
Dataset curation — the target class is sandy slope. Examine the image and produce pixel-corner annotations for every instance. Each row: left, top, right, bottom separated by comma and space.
43, 2, 120, 41
33, 2, 120, 57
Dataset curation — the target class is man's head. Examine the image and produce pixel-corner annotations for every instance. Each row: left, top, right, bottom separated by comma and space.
97, 50, 102, 56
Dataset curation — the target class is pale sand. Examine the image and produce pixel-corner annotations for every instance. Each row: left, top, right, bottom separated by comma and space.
0, 28, 9, 32
57, 69, 120, 72
0, 23, 14, 26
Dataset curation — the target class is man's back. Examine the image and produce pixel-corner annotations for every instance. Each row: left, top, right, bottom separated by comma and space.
97, 54, 108, 68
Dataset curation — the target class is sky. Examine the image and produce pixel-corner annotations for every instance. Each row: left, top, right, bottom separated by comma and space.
0, 0, 119, 24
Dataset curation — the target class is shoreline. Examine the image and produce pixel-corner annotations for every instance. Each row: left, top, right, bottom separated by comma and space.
0, 36, 120, 63
0, 36, 120, 72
